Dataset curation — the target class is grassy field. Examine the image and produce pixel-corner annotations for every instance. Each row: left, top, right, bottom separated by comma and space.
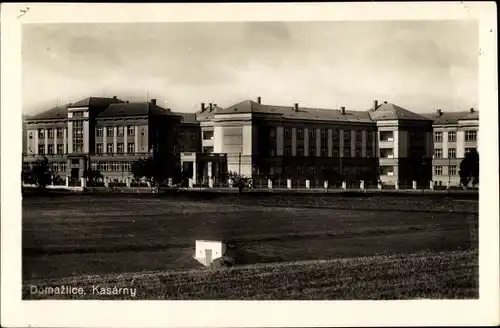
22, 193, 478, 299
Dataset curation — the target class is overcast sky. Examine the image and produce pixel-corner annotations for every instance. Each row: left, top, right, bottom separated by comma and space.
22, 20, 478, 115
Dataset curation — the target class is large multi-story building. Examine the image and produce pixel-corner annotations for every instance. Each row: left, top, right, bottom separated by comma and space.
423, 108, 479, 187
22, 95, 478, 188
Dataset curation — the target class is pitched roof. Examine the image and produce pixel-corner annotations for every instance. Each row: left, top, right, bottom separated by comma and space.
212, 100, 373, 123
26, 104, 71, 121
97, 102, 177, 118
69, 97, 123, 108
368, 102, 431, 121
176, 112, 199, 124
195, 105, 223, 121
421, 110, 479, 125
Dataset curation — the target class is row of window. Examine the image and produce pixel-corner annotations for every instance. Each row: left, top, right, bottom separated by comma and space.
278, 128, 374, 142
22, 162, 67, 172
433, 147, 476, 159
37, 144, 65, 155
96, 126, 143, 137
281, 146, 374, 158
434, 165, 457, 176
35, 128, 65, 139
91, 161, 132, 172
434, 131, 477, 142
96, 143, 135, 154
264, 164, 368, 176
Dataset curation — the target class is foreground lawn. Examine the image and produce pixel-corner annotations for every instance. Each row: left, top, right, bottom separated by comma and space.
23, 195, 478, 280
24, 249, 478, 300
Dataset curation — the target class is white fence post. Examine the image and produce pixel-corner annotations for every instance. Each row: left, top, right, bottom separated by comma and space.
228, 178, 233, 188
188, 178, 194, 188
342, 181, 347, 190
268, 179, 273, 190
446, 180, 450, 190
377, 182, 382, 190
395, 181, 399, 190
360, 180, 365, 190
126, 178, 131, 187
430, 181, 434, 190
209, 177, 214, 188
80, 177, 86, 188
65, 176, 69, 187
287, 179, 292, 189
412, 180, 417, 190
324, 180, 328, 189
305, 179, 311, 189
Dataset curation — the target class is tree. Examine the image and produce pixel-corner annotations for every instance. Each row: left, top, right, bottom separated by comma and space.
227, 171, 253, 194
459, 149, 479, 188
130, 152, 181, 191
84, 168, 103, 187
28, 156, 54, 191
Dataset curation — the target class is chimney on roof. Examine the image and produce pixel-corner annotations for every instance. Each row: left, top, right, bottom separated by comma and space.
436, 109, 443, 116
383, 101, 388, 104
209, 103, 213, 111
201, 103, 205, 112
373, 100, 378, 110
213, 104, 217, 108
340, 106, 346, 115
150, 99, 157, 105
257, 97, 261, 104
113, 96, 117, 99
470, 107, 475, 113
126, 101, 129, 103
294, 103, 299, 112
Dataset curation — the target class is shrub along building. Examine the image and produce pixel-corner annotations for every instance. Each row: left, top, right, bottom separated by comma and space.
22, 96, 479, 188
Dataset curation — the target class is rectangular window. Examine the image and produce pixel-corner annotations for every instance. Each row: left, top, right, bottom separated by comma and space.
344, 131, 351, 142
117, 126, 124, 137
297, 165, 303, 175
107, 143, 113, 153
57, 144, 63, 154
128, 143, 135, 153
96, 127, 103, 137
448, 131, 456, 142
309, 147, 316, 157
434, 132, 443, 142
465, 147, 476, 155
284, 128, 292, 138
367, 132, 373, 142
127, 126, 135, 136
297, 128, 304, 140
107, 127, 114, 137
203, 131, 214, 140
309, 128, 316, 140
47, 128, 54, 139
332, 129, 339, 140
72, 120, 84, 153
203, 146, 214, 153
343, 147, 350, 157
38, 129, 45, 139
449, 166, 457, 176
57, 128, 63, 139
284, 146, 292, 156
308, 166, 315, 175
97, 143, 103, 154
269, 128, 276, 138
72, 111, 84, 117
366, 148, 373, 158
355, 131, 362, 142
333, 148, 339, 157
321, 147, 328, 157
48, 144, 54, 155
355, 147, 362, 157
38, 145, 45, 155
465, 130, 477, 141
321, 128, 328, 140
448, 148, 456, 159
434, 149, 442, 159
435, 166, 443, 175
297, 146, 304, 157
117, 143, 124, 154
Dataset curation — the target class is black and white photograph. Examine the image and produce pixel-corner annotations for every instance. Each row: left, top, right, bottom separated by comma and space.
1, 2, 498, 327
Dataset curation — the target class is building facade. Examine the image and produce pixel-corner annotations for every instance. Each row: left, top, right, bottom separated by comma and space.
23, 95, 478, 188
424, 108, 479, 187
